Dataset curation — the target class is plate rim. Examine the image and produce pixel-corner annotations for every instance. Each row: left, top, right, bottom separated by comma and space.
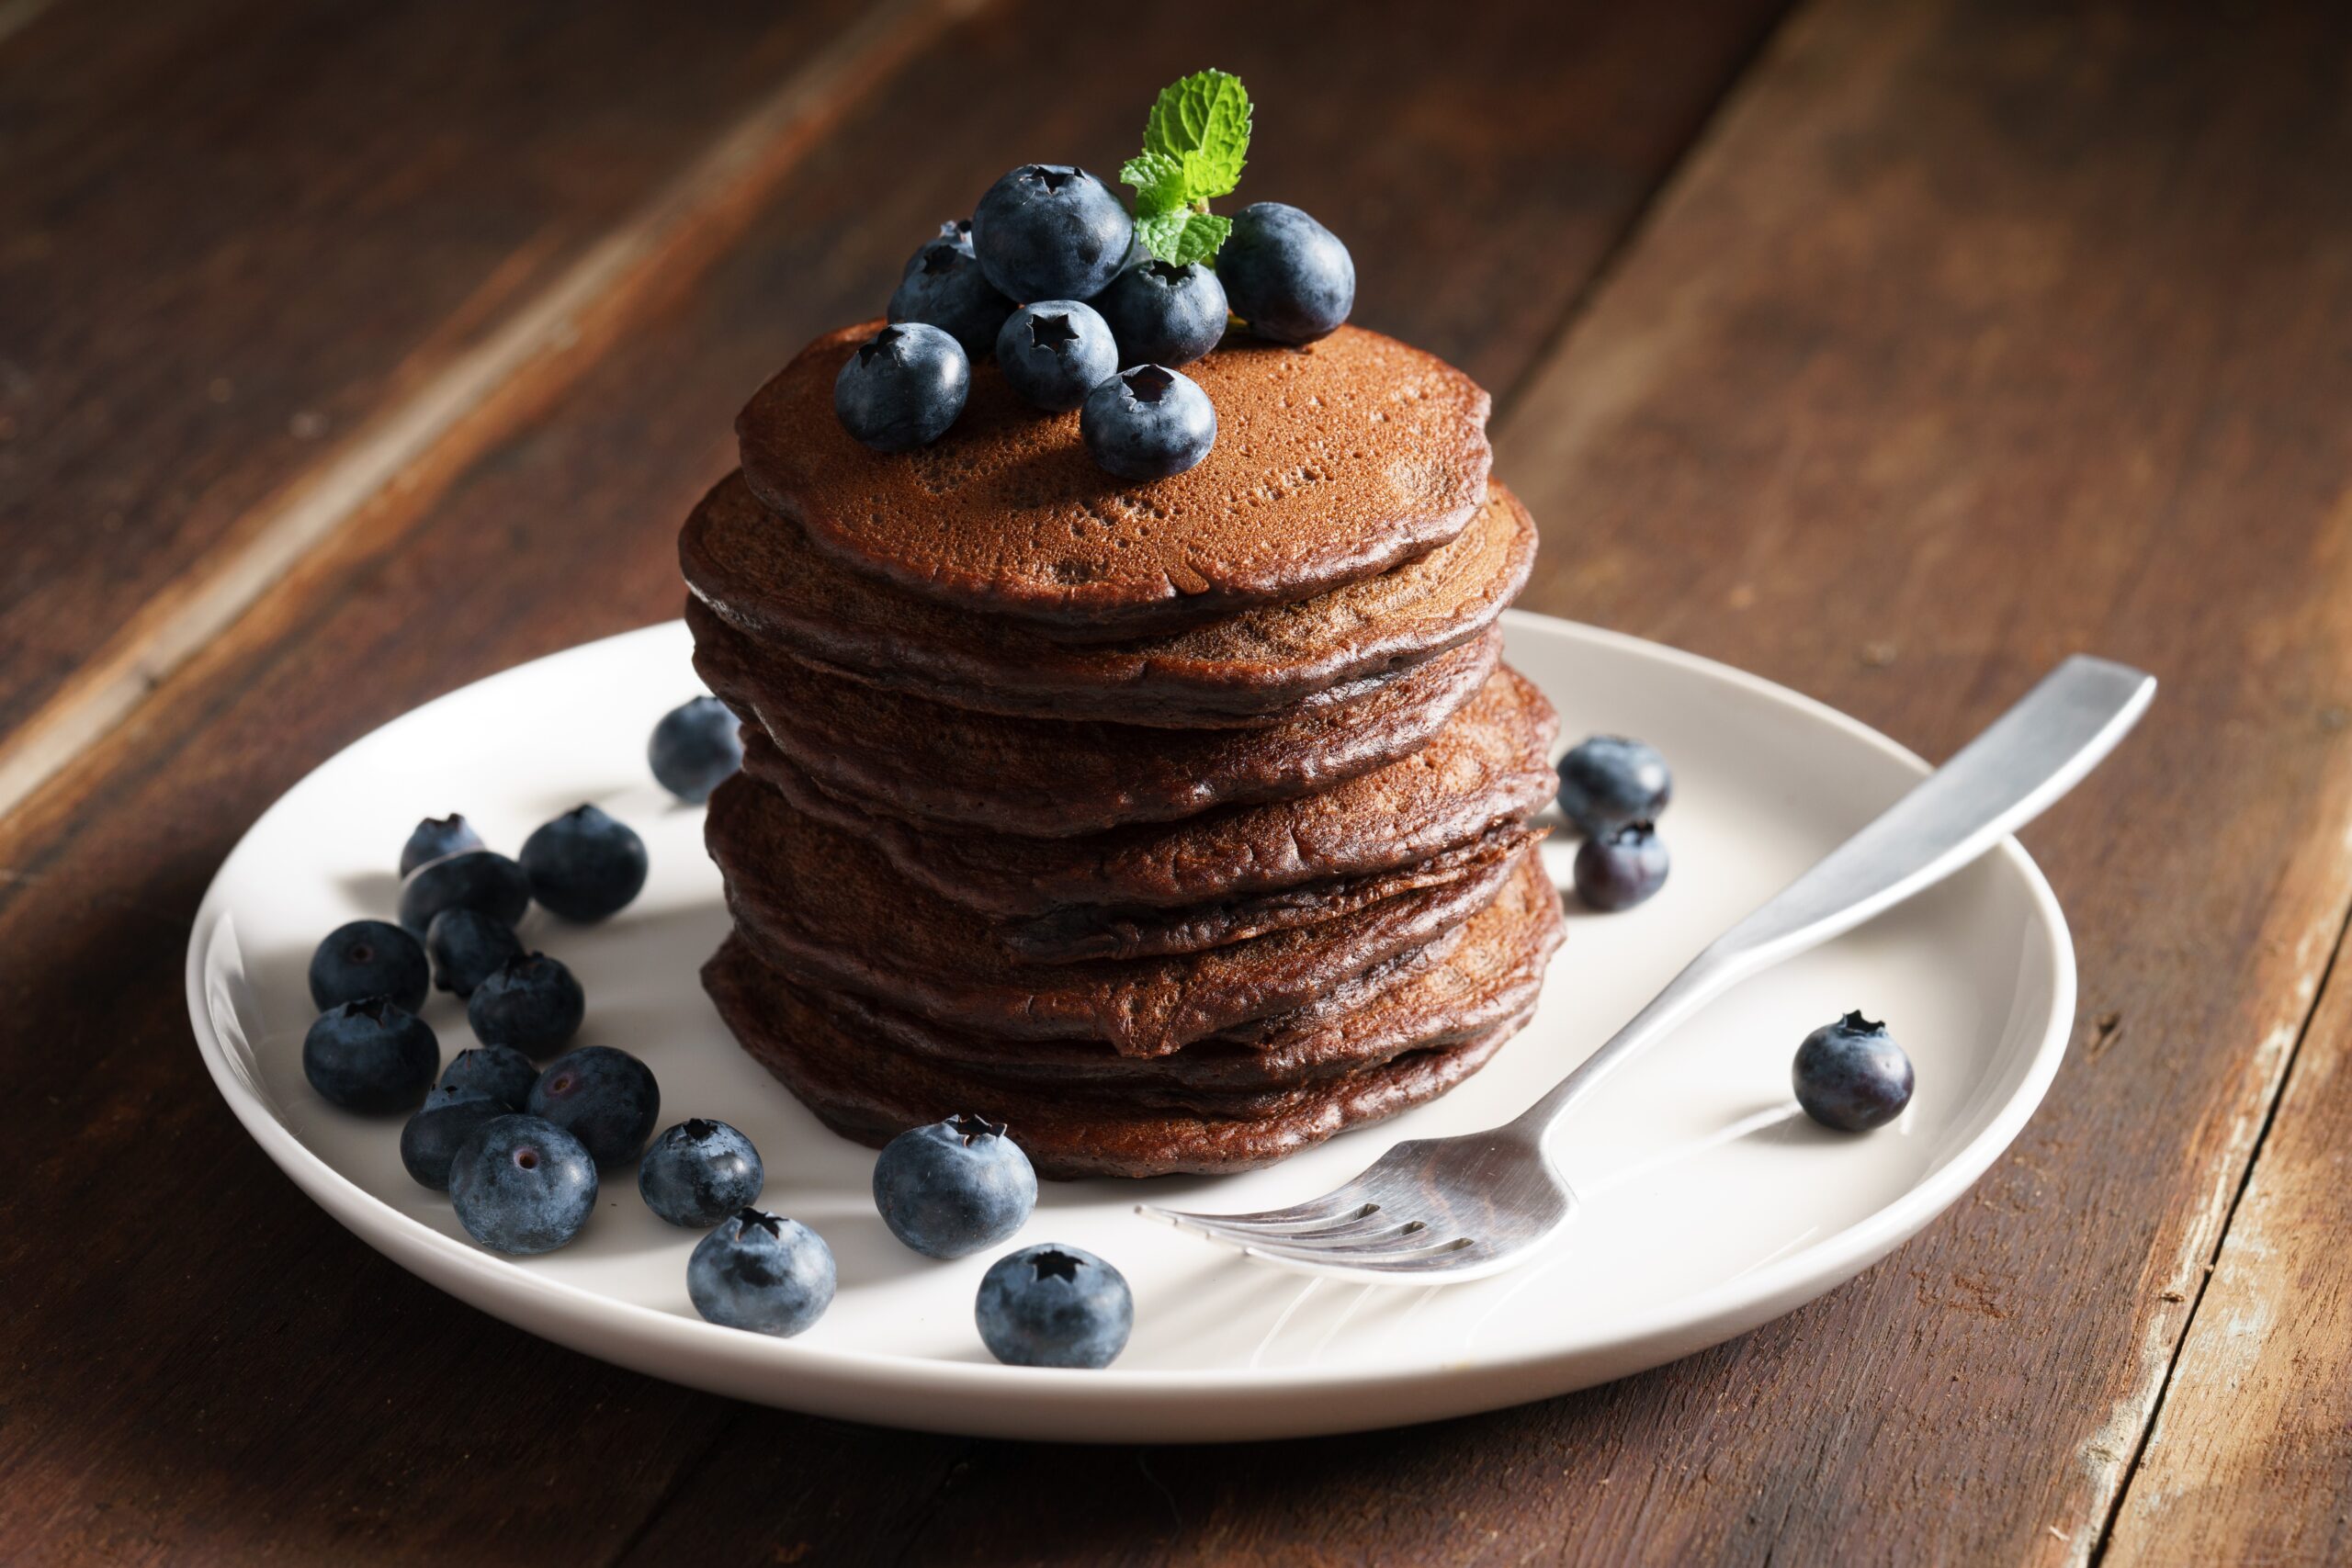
186, 610, 2075, 1437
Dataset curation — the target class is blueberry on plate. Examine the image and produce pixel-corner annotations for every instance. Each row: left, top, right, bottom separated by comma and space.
872, 1113, 1036, 1259
1555, 735, 1672, 838
447, 1113, 598, 1255
1094, 260, 1228, 367
1080, 365, 1216, 480
969, 164, 1132, 304
975, 1244, 1133, 1369
424, 907, 522, 998
308, 919, 429, 1013
1573, 821, 1668, 912
888, 220, 1015, 362
527, 1044, 660, 1168
398, 848, 531, 936
688, 1209, 836, 1337
996, 300, 1118, 412
466, 953, 584, 1058
1793, 1011, 1915, 1132
834, 321, 968, 453
399, 813, 484, 879
650, 694, 743, 805
1217, 203, 1354, 346
400, 1085, 510, 1190
518, 804, 647, 922
639, 1118, 765, 1228
302, 997, 439, 1114
439, 1043, 539, 1110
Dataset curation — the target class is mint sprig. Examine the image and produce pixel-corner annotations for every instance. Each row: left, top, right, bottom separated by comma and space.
1119, 70, 1251, 266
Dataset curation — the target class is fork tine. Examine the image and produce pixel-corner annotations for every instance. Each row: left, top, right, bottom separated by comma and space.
1249, 1229, 1473, 1261
1177, 1210, 1426, 1250
1154, 1203, 1388, 1239
1135, 1196, 1368, 1233
1234, 1235, 1485, 1270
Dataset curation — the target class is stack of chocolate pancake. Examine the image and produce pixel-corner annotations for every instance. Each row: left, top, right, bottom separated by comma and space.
685, 321, 1564, 1178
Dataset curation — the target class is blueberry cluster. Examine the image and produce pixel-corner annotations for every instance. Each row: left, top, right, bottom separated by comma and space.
302, 799, 662, 1251
1555, 736, 1674, 912
843, 161, 1353, 485
301, 699, 1129, 1358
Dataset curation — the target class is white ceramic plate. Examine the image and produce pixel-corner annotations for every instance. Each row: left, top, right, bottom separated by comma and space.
187, 613, 2072, 1442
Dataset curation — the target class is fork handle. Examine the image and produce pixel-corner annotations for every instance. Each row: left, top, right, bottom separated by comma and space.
1510, 655, 2155, 1139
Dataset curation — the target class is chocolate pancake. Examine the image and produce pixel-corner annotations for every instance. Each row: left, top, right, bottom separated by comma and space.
706, 773, 1528, 1055
706, 935, 1532, 1179
772, 847, 1565, 1095
734, 663, 1560, 917
683, 469, 1537, 728
737, 324, 1492, 640
691, 595, 1499, 839
997, 822, 1540, 963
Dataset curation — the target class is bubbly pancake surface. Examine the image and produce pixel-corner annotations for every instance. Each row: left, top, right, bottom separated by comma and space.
737, 324, 1493, 638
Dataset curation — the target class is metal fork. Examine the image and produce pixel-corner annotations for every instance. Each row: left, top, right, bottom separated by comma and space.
1136, 656, 2156, 1284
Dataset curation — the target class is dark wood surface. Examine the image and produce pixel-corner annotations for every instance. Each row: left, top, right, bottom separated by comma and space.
5, 0, 2347, 1562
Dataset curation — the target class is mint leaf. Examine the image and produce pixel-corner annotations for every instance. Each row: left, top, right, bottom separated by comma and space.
1137, 209, 1232, 268
1142, 70, 1250, 198
1123, 71, 1252, 265
1119, 152, 1188, 218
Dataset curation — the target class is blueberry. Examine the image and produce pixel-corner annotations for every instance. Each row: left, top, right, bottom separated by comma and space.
1217, 202, 1354, 345
1095, 260, 1228, 367
639, 1118, 765, 1228
518, 804, 647, 922
969, 164, 1132, 304
1573, 821, 1669, 911
301, 997, 439, 1114
871, 1114, 1037, 1259
995, 300, 1118, 412
439, 1043, 539, 1110
447, 1113, 598, 1255
308, 919, 429, 1012
1080, 365, 1216, 480
399, 814, 484, 879
398, 849, 530, 936
424, 908, 522, 998
527, 1044, 660, 1168
1793, 1011, 1915, 1132
650, 694, 743, 804
466, 953, 584, 1058
688, 1209, 836, 1337
975, 1244, 1132, 1369
400, 1085, 510, 1190
888, 220, 1015, 362
833, 322, 968, 453
1555, 735, 1672, 837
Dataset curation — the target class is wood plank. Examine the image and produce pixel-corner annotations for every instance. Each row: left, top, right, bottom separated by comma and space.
2101, 920, 2352, 1566
0, 0, 1787, 1561
0, 0, 887, 814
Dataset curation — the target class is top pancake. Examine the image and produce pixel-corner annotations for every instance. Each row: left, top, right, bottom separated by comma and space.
682, 470, 1536, 728
736, 323, 1493, 640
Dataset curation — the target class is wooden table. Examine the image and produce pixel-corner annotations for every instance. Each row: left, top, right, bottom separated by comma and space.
6, 0, 2347, 1560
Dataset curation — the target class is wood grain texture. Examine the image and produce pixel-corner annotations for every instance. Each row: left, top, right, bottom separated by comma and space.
1480, 0, 2352, 1561
2101, 924, 2352, 1567
0, 0, 1787, 1562
0, 0, 882, 807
